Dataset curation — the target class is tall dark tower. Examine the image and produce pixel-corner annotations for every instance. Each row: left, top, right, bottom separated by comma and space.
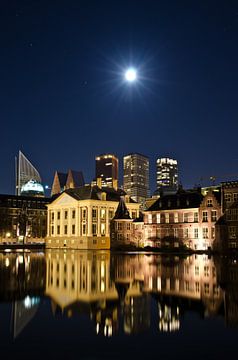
95, 154, 118, 188
123, 153, 150, 204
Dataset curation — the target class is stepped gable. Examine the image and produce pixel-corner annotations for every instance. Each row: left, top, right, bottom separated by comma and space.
113, 197, 131, 220
147, 189, 204, 211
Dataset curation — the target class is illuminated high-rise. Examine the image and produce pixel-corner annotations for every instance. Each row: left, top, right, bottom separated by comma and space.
15, 151, 44, 196
156, 157, 178, 194
123, 153, 150, 204
95, 154, 118, 188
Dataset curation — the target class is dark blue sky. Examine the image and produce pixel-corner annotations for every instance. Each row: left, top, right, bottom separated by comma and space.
1, 0, 238, 195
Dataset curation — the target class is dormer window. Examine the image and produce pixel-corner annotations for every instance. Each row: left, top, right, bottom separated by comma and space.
207, 199, 213, 207
101, 192, 106, 201
186, 199, 189, 206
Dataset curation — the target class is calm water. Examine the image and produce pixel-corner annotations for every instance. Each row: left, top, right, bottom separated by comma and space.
0, 250, 238, 359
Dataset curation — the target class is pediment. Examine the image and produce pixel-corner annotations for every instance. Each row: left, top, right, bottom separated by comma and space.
51, 193, 78, 206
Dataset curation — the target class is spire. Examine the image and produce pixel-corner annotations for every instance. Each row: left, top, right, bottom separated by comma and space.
113, 197, 131, 220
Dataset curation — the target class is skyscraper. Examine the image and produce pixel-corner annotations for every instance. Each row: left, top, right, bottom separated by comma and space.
95, 154, 118, 188
15, 151, 44, 196
123, 153, 150, 204
156, 157, 178, 194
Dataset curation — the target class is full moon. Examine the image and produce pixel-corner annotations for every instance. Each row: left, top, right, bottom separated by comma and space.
125, 68, 137, 82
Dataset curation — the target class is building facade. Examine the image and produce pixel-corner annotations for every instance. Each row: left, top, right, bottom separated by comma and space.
215, 181, 238, 250
110, 198, 144, 248
144, 188, 222, 250
95, 154, 118, 188
0, 194, 50, 244
156, 157, 178, 195
123, 153, 150, 204
15, 150, 44, 196
46, 185, 140, 249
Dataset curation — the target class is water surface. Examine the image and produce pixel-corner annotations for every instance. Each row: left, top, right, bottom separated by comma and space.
0, 250, 237, 359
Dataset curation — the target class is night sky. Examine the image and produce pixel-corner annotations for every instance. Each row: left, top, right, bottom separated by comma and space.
1, 0, 238, 195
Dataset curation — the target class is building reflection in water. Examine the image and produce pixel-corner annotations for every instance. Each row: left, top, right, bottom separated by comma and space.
1, 251, 238, 337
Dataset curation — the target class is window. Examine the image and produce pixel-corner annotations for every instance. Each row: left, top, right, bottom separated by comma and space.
51, 212, 54, 221
203, 227, 208, 239
109, 210, 114, 219
174, 228, 178, 238
228, 226, 237, 239
194, 228, 198, 239
207, 199, 213, 207
92, 209, 97, 219
82, 224, 86, 235
92, 223, 97, 235
82, 209, 87, 219
117, 223, 122, 231
101, 209, 106, 219
204, 266, 209, 276
194, 212, 198, 222
204, 283, 210, 295
195, 282, 200, 293
72, 210, 76, 219
132, 211, 136, 219
57, 211, 60, 220
211, 227, 215, 238
224, 193, 232, 202
57, 225, 60, 235
72, 224, 75, 235
51, 226, 54, 235
126, 223, 131, 230
234, 193, 238, 202
165, 213, 169, 223
64, 225, 68, 235
195, 266, 199, 276
174, 213, 178, 223
148, 214, 152, 224
183, 228, 189, 238
184, 213, 189, 223
64, 211, 68, 220
156, 213, 160, 223
211, 210, 217, 222
202, 211, 208, 222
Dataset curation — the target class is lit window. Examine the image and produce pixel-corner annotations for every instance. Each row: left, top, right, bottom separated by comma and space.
202, 211, 208, 222
211, 210, 217, 222
207, 199, 213, 207
194, 212, 198, 222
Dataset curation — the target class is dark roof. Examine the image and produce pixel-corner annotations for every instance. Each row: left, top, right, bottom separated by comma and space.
57, 172, 67, 188
216, 215, 227, 225
113, 197, 131, 220
67, 170, 85, 187
64, 185, 136, 203
147, 190, 204, 211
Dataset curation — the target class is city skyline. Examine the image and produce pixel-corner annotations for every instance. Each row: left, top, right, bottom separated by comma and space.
1, 1, 238, 194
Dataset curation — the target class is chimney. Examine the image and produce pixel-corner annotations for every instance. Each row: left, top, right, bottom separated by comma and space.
96, 177, 102, 189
